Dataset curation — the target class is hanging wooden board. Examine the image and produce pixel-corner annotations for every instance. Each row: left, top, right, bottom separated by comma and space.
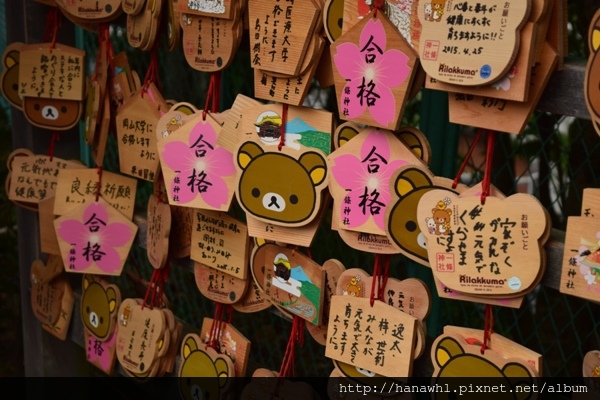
156, 102, 198, 141
431, 332, 539, 385
81, 275, 121, 341
585, 8, 600, 136
55, 0, 123, 21
253, 243, 325, 325
194, 262, 249, 304
178, 0, 234, 19
158, 113, 236, 211
232, 280, 271, 313
443, 325, 542, 375
190, 210, 249, 279
54, 197, 138, 276
247, 0, 321, 76
22, 94, 84, 131
39, 197, 61, 255
31, 255, 63, 287
116, 83, 167, 182
116, 298, 166, 375
326, 295, 417, 378
31, 264, 64, 326
8, 153, 84, 205
146, 194, 172, 269
449, 42, 558, 135
426, 22, 536, 103
19, 43, 85, 101
331, 11, 418, 130
583, 350, 600, 378
41, 275, 74, 341
385, 164, 463, 267
93, 91, 111, 167
328, 127, 423, 236
199, 318, 251, 377
84, 80, 101, 145
254, 37, 326, 106
215, 94, 261, 153
1, 41, 25, 110
417, 190, 548, 297
418, 0, 531, 86
169, 205, 194, 258
123, 0, 145, 15
126, 0, 161, 49
178, 334, 234, 399
53, 168, 137, 219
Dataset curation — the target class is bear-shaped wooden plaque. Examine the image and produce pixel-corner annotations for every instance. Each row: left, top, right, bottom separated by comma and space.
419, 0, 531, 86
194, 262, 249, 304
585, 8, 600, 137
1, 42, 25, 110
331, 11, 418, 130
417, 190, 548, 297
199, 317, 251, 377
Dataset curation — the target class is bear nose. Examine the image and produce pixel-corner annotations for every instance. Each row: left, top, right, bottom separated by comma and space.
89, 311, 99, 328
263, 193, 286, 212
417, 232, 427, 249
42, 105, 59, 120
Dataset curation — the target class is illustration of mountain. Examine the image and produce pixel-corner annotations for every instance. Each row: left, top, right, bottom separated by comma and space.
285, 117, 331, 155
290, 266, 313, 284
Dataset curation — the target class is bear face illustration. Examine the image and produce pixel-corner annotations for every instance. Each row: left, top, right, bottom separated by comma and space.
431, 0, 446, 22
236, 141, 327, 225
23, 97, 83, 130
585, 10, 600, 133
80, 276, 118, 340
179, 335, 229, 400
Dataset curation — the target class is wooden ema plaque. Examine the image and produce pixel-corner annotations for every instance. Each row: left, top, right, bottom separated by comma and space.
39, 196, 61, 255
156, 102, 199, 141
19, 43, 85, 101
431, 332, 539, 384
40, 274, 74, 341
116, 83, 167, 182
55, 0, 123, 22
385, 164, 462, 267
328, 127, 423, 236
583, 350, 600, 378
157, 113, 236, 211
190, 209, 249, 279
560, 189, 600, 303
194, 262, 249, 304
178, 0, 234, 20
331, 11, 418, 130
169, 205, 194, 258
326, 295, 417, 378
8, 153, 84, 205
53, 168, 137, 219
1, 42, 25, 110
585, 8, 600, 136
418, 0, 531, 86
248, 0, 321, 76
417, 191, 548, 297
146, 194, 171, 270
199, 317, 251, 377
31, 255, 63, 287
31, 262, 64, 326
253, 243, 325, 325
54, 197, 138, 276
449, 42, 558, 135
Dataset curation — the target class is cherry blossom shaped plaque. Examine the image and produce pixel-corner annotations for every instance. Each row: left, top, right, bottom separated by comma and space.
54, 197, 137, 276
158, 113, 236, 211
331, 12, 417, 130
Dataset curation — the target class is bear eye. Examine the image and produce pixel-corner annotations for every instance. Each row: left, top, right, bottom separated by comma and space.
251, 188, 260, 198
289, 194, 298, 204
11, 83, 17, 91
34, 103, 40, 111
86, 306, 90, 314
405, 221, 417, 232
61, 106, 67, 113
100, 317, 104, 325
186, 377, 191, 386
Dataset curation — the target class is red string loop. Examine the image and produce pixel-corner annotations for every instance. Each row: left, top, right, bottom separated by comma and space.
372, 0, 384, 17
481, 130, 496, 205
95, 166, 103, 202
481, 305, 494, 354
44, 8, 61, 52
47, 131, 61, 161
142, 42, 161, 96
369, 255, 390, 306
203, 72, 221, 120
142, 264, 170, 310
453, 129, 484, 189
278, 316, 305, 378
278, 104, 288, 151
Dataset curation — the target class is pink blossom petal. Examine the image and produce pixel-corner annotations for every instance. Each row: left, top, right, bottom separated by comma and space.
201, 175, 230, 209
360, 130, 392, 161
57, 219, 87, 245
83, 202, 109, 226
333, 43, 364, 80
101, 222, 133, 247
342, 79, 368, 120
170, 173, 197, 204
368, 84, 396, 127
71, 242, 93, 271
206, 147, 236, 177
360, 18, 387, 52
189, 120, 217, 148
162, 141, 195, 172
331, 154, 364, 188
96, 246, 122, 274
374, 49, 411, 88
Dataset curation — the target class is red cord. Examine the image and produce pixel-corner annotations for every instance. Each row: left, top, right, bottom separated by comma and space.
453, 129, 484, 189
47, 131, 60, 161
481, 131, 496, 205
95, 166, 103, 202
369, 255, 390, 306
278, 104, 288, 151
278, 316, 305, 378
481, 305, 494, 354
373, 0, 384, 17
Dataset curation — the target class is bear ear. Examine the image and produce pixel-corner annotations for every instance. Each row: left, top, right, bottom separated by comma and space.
214, 358, 230, 388
502, 363, 534, 400
434, 336, 464, 368
82, 275, 93, 291
299, 152, 327, 186
106, 287, 117, 314
174, 104, 196, 116
394, 167, 433, 197
183, 336, 199, 359
589, 13, 600, 54
237, 141, 264, 170
4, 49, 19, 69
